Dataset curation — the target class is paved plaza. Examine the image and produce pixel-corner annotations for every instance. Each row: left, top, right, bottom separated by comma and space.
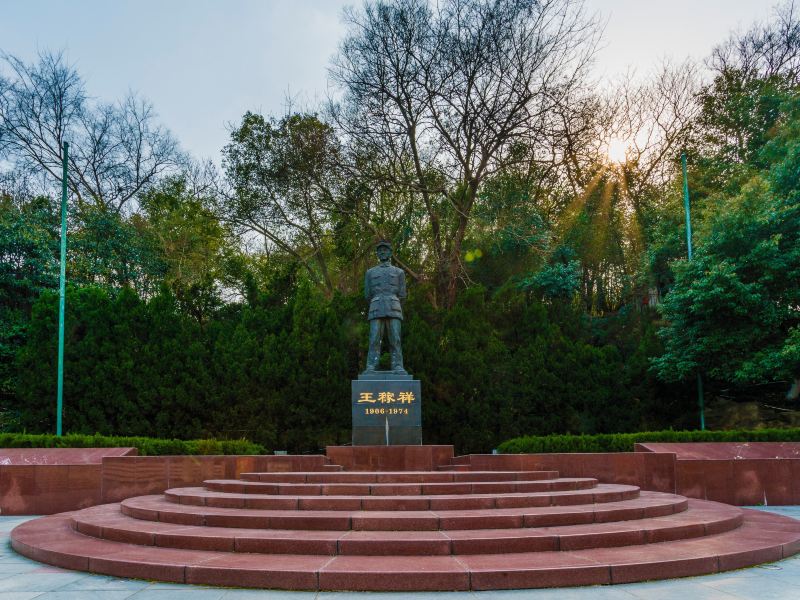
0, 507, 798, 600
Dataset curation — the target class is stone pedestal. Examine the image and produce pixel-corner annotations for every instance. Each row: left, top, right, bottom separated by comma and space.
325, 444, 453, 471
351, 372, 422, 445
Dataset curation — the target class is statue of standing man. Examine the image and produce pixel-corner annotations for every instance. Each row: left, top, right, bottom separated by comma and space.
363, 241, 407, 374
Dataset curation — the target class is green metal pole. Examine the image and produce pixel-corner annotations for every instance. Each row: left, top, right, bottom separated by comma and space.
682, 153, 693, 261
682, 152, 705, 431
57, 141, 69, 437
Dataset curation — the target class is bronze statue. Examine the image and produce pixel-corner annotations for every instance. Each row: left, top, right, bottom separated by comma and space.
363, 240, 407, 374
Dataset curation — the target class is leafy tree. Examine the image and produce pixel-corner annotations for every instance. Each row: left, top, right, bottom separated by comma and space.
0, 195, 58, 414
654, 94, 800, 385
466, 171, 551, 292
689, 2, 800, 200
69, 207, 167, 296
221, 112, 341, 293
139, 177, 228, 290
0, 195, 58, 303
520, 246, 581, 301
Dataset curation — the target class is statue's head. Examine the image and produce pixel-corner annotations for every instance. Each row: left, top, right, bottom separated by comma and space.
376, 240, 392, 262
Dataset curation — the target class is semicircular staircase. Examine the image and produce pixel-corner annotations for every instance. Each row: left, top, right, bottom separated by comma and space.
11, 467, 800, 591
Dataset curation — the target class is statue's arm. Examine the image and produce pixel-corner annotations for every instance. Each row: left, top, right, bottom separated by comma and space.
364, 269, 371, 300
398, 269, 407, 300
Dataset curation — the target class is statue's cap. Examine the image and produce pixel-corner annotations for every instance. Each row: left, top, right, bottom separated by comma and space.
376, 240, 392, 250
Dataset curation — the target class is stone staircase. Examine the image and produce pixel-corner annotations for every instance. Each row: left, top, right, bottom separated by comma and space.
11, 467, 800, 591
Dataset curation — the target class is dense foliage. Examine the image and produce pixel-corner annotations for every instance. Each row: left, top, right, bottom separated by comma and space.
654, 94, 800, 385
1, 1, 799, 454
498, 428, 800, 454
7, 280, 685, 453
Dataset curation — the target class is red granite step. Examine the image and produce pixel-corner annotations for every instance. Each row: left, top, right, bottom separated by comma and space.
69, 498, 740, 556
12, 509, 800, 591
203, 477, 596, 496
165, 488, 669, 516
165, 485, 606, 511
460, 517, 800, 590
442, 500, 743, 554
240, 470, 561, 483
13, 458, 798, 592
120, 487, 665, 532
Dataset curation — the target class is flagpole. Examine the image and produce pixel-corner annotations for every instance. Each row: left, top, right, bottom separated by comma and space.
682, 152, 705, 431
56, 141, 69, 436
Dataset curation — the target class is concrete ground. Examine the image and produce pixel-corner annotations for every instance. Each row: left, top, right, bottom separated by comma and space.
1, 507, 799, 600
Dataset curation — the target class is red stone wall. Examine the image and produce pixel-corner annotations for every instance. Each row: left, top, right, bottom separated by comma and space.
3, 444, 800, 515
675, 458, 800, 505
634, 442, 800, 505
0, 453, 334, 515
455, 452, 677, 494
0, 464, 102, 515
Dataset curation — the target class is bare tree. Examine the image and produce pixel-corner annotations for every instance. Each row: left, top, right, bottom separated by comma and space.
330, 0, 600, 307
710, 0, 800, 83
612, 62, 701, 187
0, 51, 180, 213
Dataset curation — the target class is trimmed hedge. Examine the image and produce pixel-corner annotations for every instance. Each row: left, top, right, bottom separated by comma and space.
0, 433, 266, 456
497, 428, 800, 454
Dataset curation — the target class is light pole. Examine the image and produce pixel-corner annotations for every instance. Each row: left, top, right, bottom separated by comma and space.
682, 152, 705, 431
56, 141, 68, 436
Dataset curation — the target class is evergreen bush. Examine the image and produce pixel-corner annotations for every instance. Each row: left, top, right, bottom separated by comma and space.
0, 433, 265, 455
498, 428, 800, 454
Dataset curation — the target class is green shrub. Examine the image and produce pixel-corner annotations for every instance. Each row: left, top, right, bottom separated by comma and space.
0, 433, 266, 455
497, 428, 800, 454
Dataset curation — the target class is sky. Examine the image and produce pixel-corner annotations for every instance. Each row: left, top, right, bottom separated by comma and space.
0, 0, 780, 163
